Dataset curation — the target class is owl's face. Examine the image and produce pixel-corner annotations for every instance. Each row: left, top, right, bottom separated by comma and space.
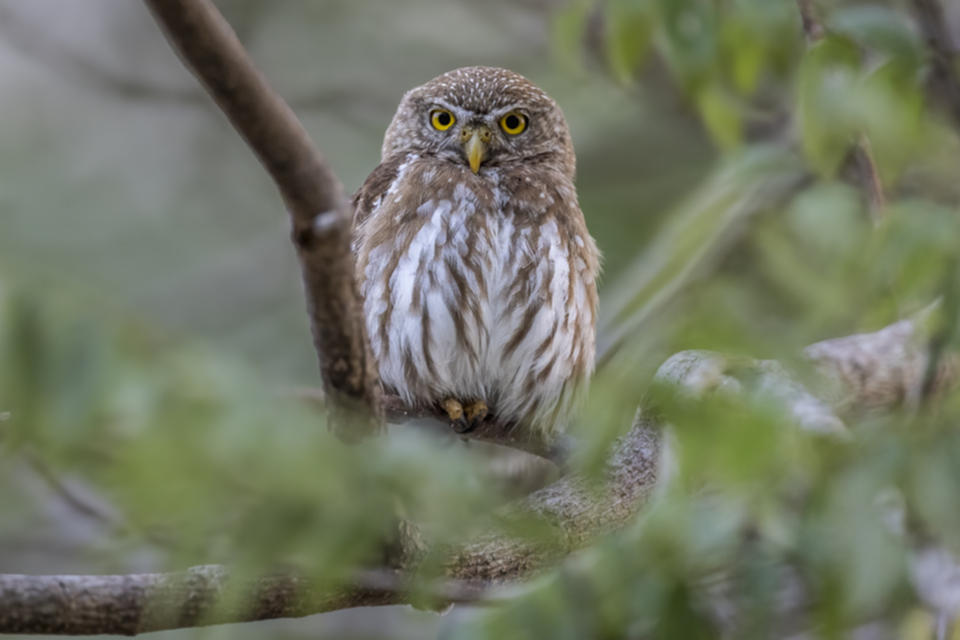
381, 67, 576, 179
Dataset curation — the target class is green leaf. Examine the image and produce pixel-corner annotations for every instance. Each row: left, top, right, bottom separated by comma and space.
723, 21, 766, 95
856, 59, 927, 184
831, 5, 925, 70
696, 84, 742, 150
656, 0, 720, 95
798, 34, 862, 176
605, 0, 657, 85
553, 0, 595, 76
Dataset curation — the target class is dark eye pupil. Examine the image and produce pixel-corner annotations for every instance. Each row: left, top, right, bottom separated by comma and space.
505, 115, 521, 130
437, 112, 451, 126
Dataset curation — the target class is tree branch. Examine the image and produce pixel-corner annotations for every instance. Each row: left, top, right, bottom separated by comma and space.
852, 134, 886, 226
0, 416, 662, 635
141, 0, 382, 442
795, 0, 825, 44
911, 0, 960, 133
283, 389, 577, 467
804, 308, 957, 415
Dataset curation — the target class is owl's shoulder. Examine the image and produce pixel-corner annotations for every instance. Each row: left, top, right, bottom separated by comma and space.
352, 155, 412, 229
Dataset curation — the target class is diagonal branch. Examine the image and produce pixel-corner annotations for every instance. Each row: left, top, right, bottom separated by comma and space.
141, 0, 382, 443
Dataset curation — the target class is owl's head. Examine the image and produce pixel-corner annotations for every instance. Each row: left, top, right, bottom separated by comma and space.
382, 67, 575, 179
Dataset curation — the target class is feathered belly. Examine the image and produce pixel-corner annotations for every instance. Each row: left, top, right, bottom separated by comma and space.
362, 204, 591, 435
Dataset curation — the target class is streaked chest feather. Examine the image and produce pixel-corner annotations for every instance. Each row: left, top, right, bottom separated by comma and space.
355, 158, 597, 432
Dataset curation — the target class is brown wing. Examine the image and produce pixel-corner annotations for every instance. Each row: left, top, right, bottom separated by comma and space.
351, 156, 405, 231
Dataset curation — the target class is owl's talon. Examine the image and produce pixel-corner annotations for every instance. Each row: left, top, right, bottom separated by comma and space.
452, 416, 473, 434
440, 397, 486, 433
441, 397, 465, 427
463, 400, 488, 431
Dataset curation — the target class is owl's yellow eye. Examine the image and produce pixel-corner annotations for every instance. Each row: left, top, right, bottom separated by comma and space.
500, 111, 527, 135
430, 109, 455, 131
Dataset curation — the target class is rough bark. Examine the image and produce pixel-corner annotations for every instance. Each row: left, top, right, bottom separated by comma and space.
141, 0, 382, 442
0, 567, 404, 636
804, 311, 957, 415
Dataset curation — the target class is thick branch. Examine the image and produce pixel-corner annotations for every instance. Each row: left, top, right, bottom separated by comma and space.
0, 417, 662, 635
804, 311, 957, 415
141, 0, 382, 442
0, 567, 404, 636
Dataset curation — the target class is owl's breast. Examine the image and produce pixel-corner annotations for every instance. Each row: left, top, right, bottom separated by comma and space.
356, 158, 596, 434
356, 159, 503, 401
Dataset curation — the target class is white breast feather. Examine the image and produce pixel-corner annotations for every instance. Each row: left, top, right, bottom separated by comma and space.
362, 175, 588, 436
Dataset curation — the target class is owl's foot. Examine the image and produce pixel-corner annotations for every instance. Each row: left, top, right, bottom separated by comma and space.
463, 399, 488, 430
440, 397, 488, 434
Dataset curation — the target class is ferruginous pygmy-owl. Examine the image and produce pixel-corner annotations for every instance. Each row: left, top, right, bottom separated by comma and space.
353, 66, 600, 440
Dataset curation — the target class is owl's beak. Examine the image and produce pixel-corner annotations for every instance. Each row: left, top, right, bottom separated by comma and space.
462, 127, 490, 174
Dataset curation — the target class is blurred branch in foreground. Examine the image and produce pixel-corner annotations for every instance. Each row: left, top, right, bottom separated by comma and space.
0, 311, 953, 635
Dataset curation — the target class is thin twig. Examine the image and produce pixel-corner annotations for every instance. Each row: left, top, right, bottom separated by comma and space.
0, 5, 386, 120
911, 0, 960, 133
852, 135, 886, 226
920, 265, 960, 403
21, 447, 126, 531
142, 0, 382, 443
795, 0, 825, 44
20, 446, 178, 549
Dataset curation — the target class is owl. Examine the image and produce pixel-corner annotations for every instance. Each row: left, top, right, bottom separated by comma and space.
353, 67, 600, 440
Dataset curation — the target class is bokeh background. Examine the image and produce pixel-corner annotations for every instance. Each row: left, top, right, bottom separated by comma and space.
3, 0, 960, 638
0, 0, 710, 385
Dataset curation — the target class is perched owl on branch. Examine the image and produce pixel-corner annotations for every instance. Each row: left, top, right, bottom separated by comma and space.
353, 67, 599, 440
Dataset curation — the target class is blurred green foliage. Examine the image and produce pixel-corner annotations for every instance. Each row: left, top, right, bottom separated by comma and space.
2, 0, 960, 638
